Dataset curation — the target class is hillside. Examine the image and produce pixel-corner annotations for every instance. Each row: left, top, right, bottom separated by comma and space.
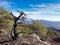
0, 8, 60, 45
0, 8, 14, 32
0, 8, 48, 36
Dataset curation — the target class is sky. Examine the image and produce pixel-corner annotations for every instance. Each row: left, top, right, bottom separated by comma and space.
0, 0, 60, 21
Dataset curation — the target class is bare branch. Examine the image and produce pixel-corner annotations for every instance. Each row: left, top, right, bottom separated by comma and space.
9, 11, 15, 18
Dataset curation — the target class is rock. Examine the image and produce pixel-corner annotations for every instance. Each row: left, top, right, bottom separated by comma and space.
30, 33, 41, 42
30, 33, 51, 45
0, 30, 51, 45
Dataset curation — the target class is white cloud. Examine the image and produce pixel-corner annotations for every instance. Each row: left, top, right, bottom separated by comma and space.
24, 4, 60, 21
9, 3, 60, 21
0, 1, 13, 8
29, 4, 60, 8
25, 11, 41, 15
12, 11, 20, 17
29, 4, 46, 7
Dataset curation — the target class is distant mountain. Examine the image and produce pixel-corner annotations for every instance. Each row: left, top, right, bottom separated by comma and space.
17, 19, 60, 29
39, 20, 60, 29
48, 27, 60, 33
17, 19, 33, 24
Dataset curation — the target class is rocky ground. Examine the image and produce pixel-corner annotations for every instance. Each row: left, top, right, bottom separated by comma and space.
0, 29, 60, 45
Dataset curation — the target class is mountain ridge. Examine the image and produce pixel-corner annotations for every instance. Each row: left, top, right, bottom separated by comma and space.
39, 20, 60, 29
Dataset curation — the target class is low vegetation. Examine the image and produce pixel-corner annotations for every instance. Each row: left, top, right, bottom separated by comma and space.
0, 8, 60, 37
0, 8, 48, 36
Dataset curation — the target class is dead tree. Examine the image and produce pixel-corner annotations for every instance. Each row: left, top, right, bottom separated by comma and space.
9, 10, 26, 40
